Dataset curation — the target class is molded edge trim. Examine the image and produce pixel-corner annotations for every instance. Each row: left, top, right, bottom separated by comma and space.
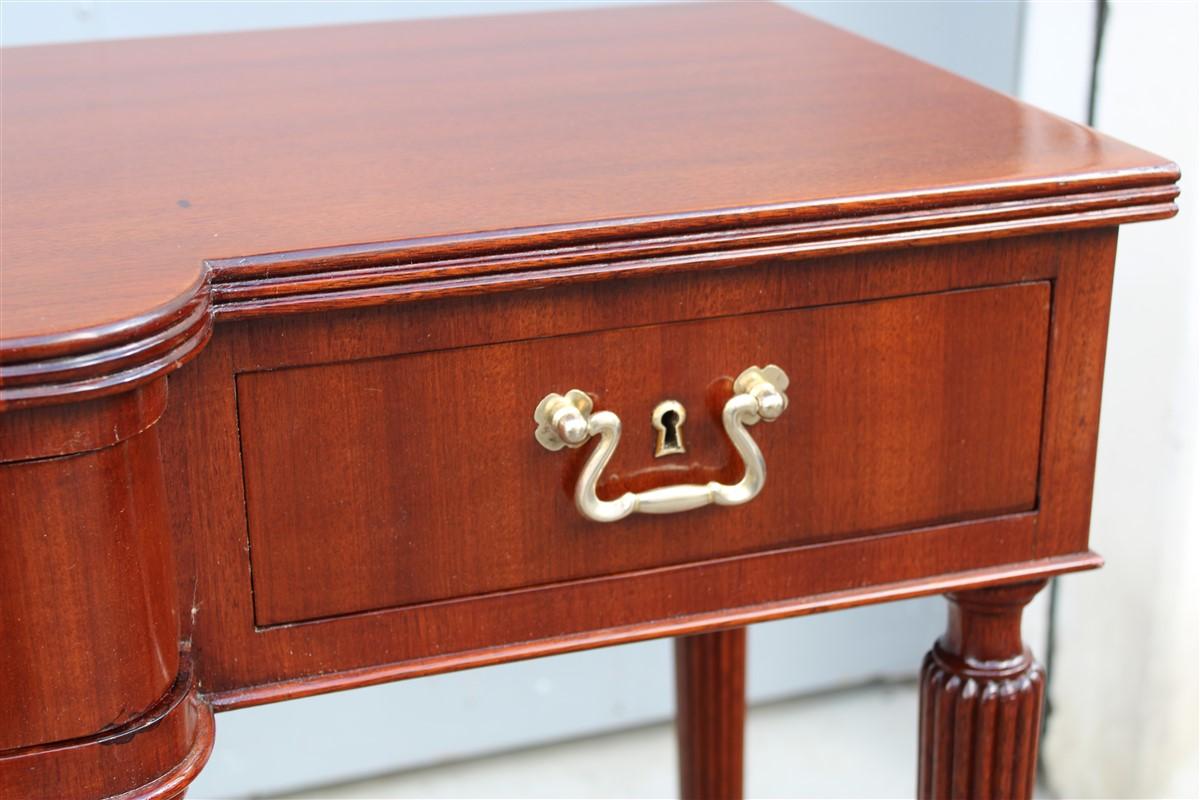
0, 310, 211, 412
115, 699, 214, 800
0, 666, 214, 800
0, 378, 168, 463
0, 172, 1179, 409
206, 168, 1180, 280
0, 272, 210, 365
212, 198, 1178, 320
204, 551, 1103, 712
210, 185, 1179, 302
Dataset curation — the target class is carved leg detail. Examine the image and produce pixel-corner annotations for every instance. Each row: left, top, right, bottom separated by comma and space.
675, 627, 746, 800
918, 581, 1047, 800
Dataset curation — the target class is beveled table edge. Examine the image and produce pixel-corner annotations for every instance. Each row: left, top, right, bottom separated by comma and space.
0, 171, 1179, 411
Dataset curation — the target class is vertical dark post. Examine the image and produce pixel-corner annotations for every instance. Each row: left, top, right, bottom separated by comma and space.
675, 626, 746, 800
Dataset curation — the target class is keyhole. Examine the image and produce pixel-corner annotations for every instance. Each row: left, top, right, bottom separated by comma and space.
652, 400, 687, 457
661, 410, 681, 450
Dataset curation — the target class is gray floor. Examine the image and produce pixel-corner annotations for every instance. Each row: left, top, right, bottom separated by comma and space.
278, 681, 922, 800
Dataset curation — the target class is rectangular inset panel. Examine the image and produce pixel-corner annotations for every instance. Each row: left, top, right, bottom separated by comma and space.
237, 282, 1050, 626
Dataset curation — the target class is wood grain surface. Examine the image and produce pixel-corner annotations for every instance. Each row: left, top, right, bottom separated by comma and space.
0, 378, 167, 462
140, 231, 1113, 703
0, 3, 1177, 391
0, 7, 1181, 796
0, 669, 213, 800
237, 283, 1050, 625
0, 420, 178, 751
918, 581, 1048, 799
676, 628, 746, 800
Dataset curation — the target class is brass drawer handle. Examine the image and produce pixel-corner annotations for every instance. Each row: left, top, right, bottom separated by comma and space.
533, 365, 789, 522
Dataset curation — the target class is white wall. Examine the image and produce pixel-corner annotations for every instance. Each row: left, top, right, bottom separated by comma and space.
0, 0, 1026, 95
1021, 1, 1200, 797
0, 1, 622, 46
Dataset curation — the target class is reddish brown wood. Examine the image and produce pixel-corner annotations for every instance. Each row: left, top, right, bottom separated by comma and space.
205, 185, 1177, 320
0, 3, 1177, 408
222, 234, 1064, 374
208, 184, 1176, 298
676, 628, 746, 800
0, 378, 212, 798
134, 230, 1111, 704
0, 669, 214, 800
207, 551, 1100, 712
918, 581, 1047, 800
0, 6, 1181, 798
0, 287, 212, 412
238, 282, 1048, 625
0, 378, 167, 462
1035, 231, 1121, 557
0, 386, 178, 750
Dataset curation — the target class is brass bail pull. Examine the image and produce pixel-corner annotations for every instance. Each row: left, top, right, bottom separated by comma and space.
532, 365, 789, 523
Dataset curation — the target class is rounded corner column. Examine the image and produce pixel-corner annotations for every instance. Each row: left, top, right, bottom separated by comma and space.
918, 580, 1048, 800
0, 380, 213, 799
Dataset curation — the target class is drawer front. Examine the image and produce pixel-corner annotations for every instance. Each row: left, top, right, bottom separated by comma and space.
237, 282, 1049, 626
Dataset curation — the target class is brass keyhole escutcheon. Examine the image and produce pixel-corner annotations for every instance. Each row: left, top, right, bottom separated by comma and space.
651, 400, 687, 457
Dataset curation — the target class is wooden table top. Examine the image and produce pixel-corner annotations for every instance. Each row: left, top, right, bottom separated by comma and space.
0, 2, 1177, 363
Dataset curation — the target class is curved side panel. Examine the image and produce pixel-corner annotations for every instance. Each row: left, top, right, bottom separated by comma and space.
0, 379, 168, 463
0, 377, 204, 798
0, 669, 213, 800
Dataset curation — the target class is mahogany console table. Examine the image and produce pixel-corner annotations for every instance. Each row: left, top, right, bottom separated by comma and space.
0, 5, 1179, 799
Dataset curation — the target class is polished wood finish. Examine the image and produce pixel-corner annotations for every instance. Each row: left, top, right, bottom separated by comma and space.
0, 385, 176, 751
676, 628, 746, 800
0, 379, 168, 463
0, 4, 1176, 407
0, 379, 212, 798
238, 282, 1048, 625
1036, 231, 1121, 556
919, 582, 1048, 800
0, 5, 1179, 798
157, 232, 1110, 703
0, 669, 214, 800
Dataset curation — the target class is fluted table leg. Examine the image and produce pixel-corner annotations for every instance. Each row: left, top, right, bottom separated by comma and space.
675, 627, 746, 800
918, 580, 1048, 799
